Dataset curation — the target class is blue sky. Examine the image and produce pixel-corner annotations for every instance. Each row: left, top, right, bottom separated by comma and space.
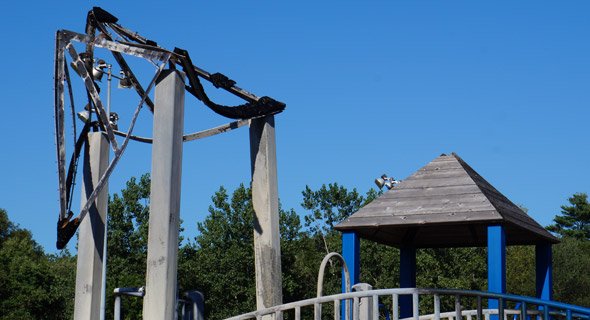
0, 1, 588, 253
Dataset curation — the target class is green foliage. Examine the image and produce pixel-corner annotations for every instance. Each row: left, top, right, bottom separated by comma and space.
417, 248, 487, 291
302, 183, 367, 236
1, 182, 589, 319
179, 184, 306, 319
0, 208, 74, 320
547, 193, 590, 240
505, 246, 535, 297
105, 174, 152, 320
180, 185, 257, 319
552, 237, 590, 306
301, 184, 382, 297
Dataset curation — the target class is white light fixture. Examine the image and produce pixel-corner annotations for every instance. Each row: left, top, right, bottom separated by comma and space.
93, 59, 109, 82
77, 110, 90, 123
374, 174, 400, 190
118, 71, 132, 89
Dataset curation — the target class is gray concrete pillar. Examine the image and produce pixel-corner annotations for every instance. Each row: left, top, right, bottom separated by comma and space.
143, 70, 185, 320
249, 115, 283, 314
74, 132, 109, 320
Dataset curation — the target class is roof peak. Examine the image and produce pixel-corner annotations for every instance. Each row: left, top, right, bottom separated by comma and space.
335, 153, 558, 247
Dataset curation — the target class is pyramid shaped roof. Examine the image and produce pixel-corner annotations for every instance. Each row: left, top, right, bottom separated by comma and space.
335, 153, 558, 247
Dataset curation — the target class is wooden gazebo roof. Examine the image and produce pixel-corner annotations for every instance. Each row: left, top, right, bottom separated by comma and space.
335, 153, 558, 248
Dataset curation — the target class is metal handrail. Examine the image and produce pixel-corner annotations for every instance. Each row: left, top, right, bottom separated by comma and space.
113, 287, 145, 320
113, 287, 205, 320
316, 252, 352, 320
224, 288, 590, 320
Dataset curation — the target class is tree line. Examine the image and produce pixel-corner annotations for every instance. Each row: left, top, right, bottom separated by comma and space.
0, 175, 588, 319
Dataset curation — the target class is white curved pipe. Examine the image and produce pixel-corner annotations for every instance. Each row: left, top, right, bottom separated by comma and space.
316, 252, 352, 320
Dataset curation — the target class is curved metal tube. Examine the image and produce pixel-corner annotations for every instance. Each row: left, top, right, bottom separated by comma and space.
316, 252, 351, 298
316, 252, 351, 320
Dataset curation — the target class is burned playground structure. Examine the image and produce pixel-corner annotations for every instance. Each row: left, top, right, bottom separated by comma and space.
54, 7, 283, 320
53, 7, 590, 320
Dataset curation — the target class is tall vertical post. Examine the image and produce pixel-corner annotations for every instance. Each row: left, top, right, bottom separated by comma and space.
342, 231, 360, 320
399, 246, 417, 318
143, 70, 185, 320
249, 115, 283, 314
487, 225, 506, 314
535, 243, 553, 300
342, 231, 360, 292
74, 132, 109, 320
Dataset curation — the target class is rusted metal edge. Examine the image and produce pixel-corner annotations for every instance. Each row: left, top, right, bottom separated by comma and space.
112, 130, 152, 143
183, 119, 250, 142
59, 29, 160, 112
73, 56, 169, 235
59, 30, 171, 61
58, 29, 261, 104
55, 31, 68, 221
66, 43, 120, 153
112, 118, 250, 144
191, 64, 259, 102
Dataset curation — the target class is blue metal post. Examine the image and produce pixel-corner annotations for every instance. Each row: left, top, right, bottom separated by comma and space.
535, 244, 553, 301
487, 225, 506, 315
342, 231, 360, 292
342, 231, 360, 320
400, 245, 417, 318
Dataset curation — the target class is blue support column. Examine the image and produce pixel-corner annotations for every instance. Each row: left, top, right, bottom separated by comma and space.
487, 225, 506, 314
342, 231, 360, 292
342, 231, 360, 320
400, 245, 417, 318
535, 244, 553, 301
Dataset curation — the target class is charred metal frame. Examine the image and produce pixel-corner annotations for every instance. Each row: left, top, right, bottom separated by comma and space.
54, 7, 285, 249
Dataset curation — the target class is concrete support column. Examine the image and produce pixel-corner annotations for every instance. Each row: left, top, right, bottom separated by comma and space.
143, 70, 185, 320
535, 244, 553, 301
400, 246, 417, 318
74, 132, 109, 320
487, 225, 506, 312
249, 115, 283, 314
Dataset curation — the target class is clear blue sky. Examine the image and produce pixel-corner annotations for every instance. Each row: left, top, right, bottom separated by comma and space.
0, 1, 588, 253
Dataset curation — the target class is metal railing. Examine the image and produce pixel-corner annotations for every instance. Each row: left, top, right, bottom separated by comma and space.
224, 288, 590, 320
113, 287, 204, 320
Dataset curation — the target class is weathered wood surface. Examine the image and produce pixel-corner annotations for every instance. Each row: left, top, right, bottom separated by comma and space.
339, 209, 500, 226
335, 153, 558, 246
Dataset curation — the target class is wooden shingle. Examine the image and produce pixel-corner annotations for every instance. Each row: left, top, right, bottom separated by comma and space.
335, 153, 558, 247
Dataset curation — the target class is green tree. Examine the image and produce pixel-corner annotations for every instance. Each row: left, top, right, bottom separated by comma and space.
547, 193, 590, 240
301, 184, 386, 297
552, 237, 590, 306
179, 184, 305, 319
105, 174, 152, 320
0, 208, 74, 320
180, 185, 257, 319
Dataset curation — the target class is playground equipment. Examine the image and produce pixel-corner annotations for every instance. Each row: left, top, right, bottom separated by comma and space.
54, 7, 284, 320
53, 8, 589, 320
229, 154, 589, 320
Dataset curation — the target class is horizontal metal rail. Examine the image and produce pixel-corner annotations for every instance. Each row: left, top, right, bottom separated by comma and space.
113, 287, 204, 320
224, 288, 590, 320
